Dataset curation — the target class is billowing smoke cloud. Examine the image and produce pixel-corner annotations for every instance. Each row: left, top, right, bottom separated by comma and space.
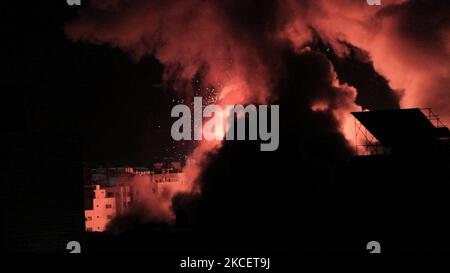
289, 0, 449, 121
65, 0, 449, 226
65, 0, 275, 104
105, 174, 177, 234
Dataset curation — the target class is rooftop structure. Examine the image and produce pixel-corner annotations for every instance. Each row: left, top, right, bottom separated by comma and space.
352, 108, 450, 156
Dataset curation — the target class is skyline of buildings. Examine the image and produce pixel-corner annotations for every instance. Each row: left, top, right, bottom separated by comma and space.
84, 163, 187, 232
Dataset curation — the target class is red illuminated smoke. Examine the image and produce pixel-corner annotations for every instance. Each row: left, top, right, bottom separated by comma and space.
66, 0, 450, 219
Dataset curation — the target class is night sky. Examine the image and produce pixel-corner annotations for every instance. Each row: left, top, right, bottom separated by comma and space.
3, 0, 450, 256
4, 1, 449, 167
4, 2, 189, 166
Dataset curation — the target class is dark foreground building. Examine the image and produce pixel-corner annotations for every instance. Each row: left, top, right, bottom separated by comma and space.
336, 108, 450, 252
2, 133, 85, 252
3, 108, 448, 255
85, 108, 450, 255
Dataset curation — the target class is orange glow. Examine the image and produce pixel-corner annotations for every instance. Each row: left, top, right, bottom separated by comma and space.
67, 0, 449, 220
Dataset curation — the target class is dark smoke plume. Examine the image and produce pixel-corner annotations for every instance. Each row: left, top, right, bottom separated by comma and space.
65, 0, 448, 229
